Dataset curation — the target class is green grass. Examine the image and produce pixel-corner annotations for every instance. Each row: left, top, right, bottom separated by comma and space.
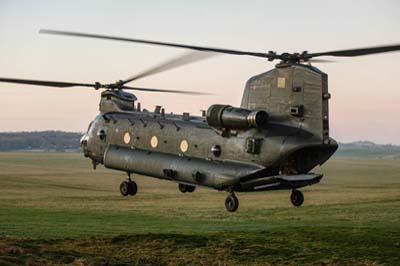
0, 152, 399, 265
1, 228, 399, 266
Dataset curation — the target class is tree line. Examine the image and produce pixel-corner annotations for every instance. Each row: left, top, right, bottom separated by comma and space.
0, 131, 82, 151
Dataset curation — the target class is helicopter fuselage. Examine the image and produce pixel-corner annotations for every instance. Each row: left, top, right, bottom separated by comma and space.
81, 107, 337, 192
80, 63, 338, 194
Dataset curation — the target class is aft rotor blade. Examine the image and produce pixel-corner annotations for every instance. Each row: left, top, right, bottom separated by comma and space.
121, 51, 217, 85
121, 85, 210, 95
40, 29, 273, 59
307, 44, 400, 58
0, 77, 96, 88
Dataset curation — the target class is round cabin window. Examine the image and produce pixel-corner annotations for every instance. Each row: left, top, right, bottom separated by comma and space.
150, 136, 158, 148
180, 140, 189, 153
211, 144, 221, 157
123, 132, 131, 144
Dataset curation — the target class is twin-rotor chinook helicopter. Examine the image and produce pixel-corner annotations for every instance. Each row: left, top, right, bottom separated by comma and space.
1, 30, 400, 212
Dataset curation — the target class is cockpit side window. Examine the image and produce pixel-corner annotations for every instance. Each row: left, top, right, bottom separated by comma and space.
87, 121, 93, 133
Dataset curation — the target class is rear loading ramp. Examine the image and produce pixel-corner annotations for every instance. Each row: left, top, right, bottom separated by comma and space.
238, 173, 322, 192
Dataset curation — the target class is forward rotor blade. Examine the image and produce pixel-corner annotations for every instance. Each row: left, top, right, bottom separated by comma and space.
40, 29, 272, 59
306, 58, 336, 63
121, 51, 217, 85
121, 86, 210, 95
307, 44, 400, 58
0, 77, 96, 88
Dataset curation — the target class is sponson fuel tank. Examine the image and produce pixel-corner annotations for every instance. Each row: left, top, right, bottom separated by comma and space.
103, 145, 264, 190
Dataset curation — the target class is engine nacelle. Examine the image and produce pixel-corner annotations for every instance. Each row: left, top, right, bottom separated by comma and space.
206, 104, 268, 129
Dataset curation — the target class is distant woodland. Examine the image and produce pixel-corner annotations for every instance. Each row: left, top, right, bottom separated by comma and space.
0, 131, 82, 152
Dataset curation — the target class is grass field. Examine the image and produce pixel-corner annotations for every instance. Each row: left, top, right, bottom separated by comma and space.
0, 152, 399, 265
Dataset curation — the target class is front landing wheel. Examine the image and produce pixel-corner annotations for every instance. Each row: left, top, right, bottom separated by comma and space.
225, 194, 239, 212
120, 180, 137, 196
178, 184, 196, 193
290, 190, 304, 207
128, 181, 137, 196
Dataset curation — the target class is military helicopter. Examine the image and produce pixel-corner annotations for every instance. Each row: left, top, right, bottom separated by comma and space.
1, 30, 400, 212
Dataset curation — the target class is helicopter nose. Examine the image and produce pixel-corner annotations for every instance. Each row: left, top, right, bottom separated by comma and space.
80, 134, 89, 156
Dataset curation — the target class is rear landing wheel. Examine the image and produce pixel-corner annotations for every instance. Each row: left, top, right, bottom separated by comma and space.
290, 189, 304, 207
225, 194, 239, 212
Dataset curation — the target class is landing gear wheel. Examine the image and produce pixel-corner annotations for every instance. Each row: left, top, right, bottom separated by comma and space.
128, 181, 137, 196
179, 184, 196, 193
178, 184, 188, 193
120, 180, 137, 196
290, 190, 304, 207
225, 194, 239, 212
120, 181, 131, 196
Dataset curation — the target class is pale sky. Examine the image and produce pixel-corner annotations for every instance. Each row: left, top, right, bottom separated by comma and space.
0, 0, 400, 144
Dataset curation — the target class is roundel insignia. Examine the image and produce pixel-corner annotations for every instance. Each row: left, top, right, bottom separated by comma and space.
123, 132, 131, 144
150, 136, 158, 148
180, 139, 189, 153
